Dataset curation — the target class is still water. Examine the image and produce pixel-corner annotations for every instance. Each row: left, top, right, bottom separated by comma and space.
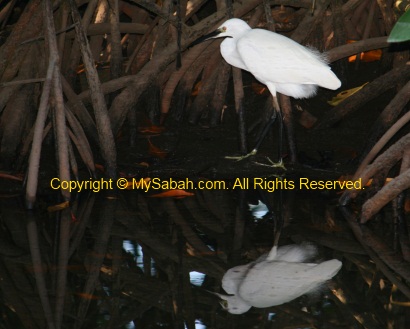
0, 181, 408, 328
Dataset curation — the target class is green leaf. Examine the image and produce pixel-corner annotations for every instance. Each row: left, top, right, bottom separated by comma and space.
388, 10, 410, 43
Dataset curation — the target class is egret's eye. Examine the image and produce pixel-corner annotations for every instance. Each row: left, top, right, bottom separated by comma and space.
222, 26, 227, 32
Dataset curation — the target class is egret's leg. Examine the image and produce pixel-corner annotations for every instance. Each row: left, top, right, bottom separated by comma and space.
225, 100, 278, 161
225, 96, 286, 170
268, 96, 286, 170
266, 225, 282, 261
253, 109, 277, 151
253, 96, 286, 169
266, 189, 283, 261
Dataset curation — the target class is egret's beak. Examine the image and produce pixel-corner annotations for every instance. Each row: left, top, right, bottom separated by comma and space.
207, 290, 229, 309
189, 29, 222, 47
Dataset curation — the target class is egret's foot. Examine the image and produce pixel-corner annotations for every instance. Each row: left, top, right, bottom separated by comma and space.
225, 149, 257, 161
254, 157, 286, 170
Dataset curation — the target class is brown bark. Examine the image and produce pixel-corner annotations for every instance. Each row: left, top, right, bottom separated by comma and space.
108, 0, 123, 81
0, 0, 42, 81
315, 63, 410, 130
68, 0, 117, 179
340, 132, 410, 205
358, 80, 410, 166
361, 168, 410, 223
326, 36, 388, 62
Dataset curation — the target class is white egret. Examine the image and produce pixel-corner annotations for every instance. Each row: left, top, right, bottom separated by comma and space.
215, 244, 342, 314
199, 18, 341, 167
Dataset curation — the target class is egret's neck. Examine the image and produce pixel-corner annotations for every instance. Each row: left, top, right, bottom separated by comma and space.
227, 25, 251, 40
266, 246, 277, 261
220, 38, 248, 71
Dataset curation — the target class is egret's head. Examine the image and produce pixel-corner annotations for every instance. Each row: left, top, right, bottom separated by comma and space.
215, 18, 251, 38
215, 293, 252, 314
189, 18, 251, 47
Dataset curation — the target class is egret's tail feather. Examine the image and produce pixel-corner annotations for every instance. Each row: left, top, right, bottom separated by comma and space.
276, 83, 318, 99
319, 71, 342, 90
314, 259, 342, 280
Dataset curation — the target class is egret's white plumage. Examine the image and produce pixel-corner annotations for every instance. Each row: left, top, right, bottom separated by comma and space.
214, 18, 341, 99
199, 18, 342, 165
216, 244, 342, 314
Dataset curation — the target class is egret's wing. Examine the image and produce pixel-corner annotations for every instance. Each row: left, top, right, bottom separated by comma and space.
238, 261, 315, 307
238, 259, 342, 308
237, 29, 340, 91
222, 263, 253, 294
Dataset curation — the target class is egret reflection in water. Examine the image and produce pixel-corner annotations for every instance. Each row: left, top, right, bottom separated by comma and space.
215, 244, 342, 314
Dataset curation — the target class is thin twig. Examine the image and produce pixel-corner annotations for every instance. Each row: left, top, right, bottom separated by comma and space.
20, 22, 78, 45
0, 78, 45, 87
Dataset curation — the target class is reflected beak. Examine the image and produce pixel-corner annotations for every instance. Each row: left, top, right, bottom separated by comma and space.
189, 29, 222, 47
208, 291, 230, 310
219, 299, 228, 309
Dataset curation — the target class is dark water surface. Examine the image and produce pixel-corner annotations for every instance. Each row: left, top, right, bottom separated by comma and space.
0, 180, 408, 329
